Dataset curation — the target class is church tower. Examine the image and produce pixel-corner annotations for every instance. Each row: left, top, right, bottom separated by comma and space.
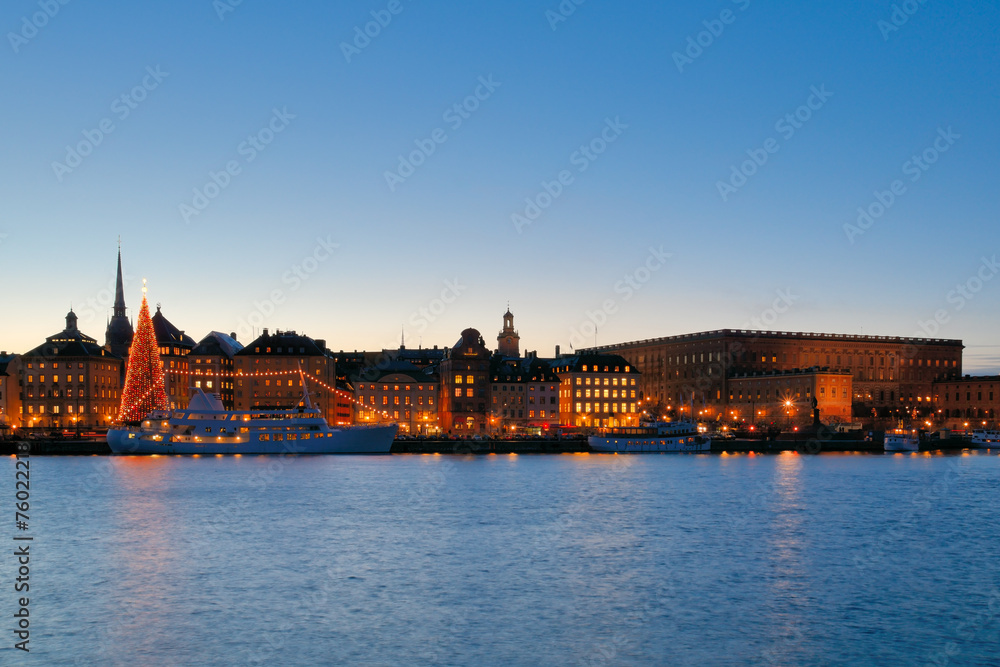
105, 242, 134, 359
497, 307, 520, 357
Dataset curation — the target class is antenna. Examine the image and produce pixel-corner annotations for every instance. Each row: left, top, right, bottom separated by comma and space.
297, 362, 314, 410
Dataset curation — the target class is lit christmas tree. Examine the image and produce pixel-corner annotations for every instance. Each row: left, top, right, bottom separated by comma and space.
117, 280, 169, 423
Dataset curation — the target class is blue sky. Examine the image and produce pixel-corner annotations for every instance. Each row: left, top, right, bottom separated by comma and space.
1, 1, 998, 371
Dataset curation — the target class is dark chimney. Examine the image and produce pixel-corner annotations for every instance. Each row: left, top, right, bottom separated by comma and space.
555, 345, 561, 358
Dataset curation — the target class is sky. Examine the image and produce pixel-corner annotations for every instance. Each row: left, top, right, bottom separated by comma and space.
1, 1, 998, 372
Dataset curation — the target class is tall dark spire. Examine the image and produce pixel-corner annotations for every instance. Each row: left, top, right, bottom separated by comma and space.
106, 240, 134, 359
113, 239, 126, 319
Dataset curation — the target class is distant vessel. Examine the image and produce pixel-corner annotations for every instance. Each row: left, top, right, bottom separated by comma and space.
884, 427, 919, 452
970, 428, 1000, 448
107, 388, 396, 455
589, 421, 711, 453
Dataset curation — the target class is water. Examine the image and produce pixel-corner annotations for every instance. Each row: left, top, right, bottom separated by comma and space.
1, 451, 999, 666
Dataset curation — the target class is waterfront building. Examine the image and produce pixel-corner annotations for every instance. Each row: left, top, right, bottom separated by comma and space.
104, 246, 134, 362
594, 330, 963, 422
726, 370, 854, 425
233, 329, 339, 426
0, 352, 21, 431
152, 306, 196, 410
189, 332, 243, 410
439, 328, 492, 434
933, 375, 999, 426
552, 353, 641, 428
353, 360, 440, 434
490, 355, 560, 434
19, 310, 122, 429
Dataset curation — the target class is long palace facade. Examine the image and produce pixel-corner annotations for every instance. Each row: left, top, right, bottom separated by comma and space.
593, 329, 964, 421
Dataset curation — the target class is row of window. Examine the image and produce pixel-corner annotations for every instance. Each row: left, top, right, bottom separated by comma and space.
573, 402, 637, 414
569, 389, 636, 400
943, 391, 996, 402
570, 377, 636, 387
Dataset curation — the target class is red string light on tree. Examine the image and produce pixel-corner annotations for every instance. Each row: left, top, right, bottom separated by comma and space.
116, 280, 169, 423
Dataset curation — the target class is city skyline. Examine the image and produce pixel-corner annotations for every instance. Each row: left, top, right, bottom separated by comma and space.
2, 2, 998, 371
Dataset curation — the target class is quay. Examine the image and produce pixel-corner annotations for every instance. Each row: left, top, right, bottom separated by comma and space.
0, 436, 978, 456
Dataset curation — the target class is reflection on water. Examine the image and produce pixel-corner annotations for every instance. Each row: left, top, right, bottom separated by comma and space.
1, 452, 999, 666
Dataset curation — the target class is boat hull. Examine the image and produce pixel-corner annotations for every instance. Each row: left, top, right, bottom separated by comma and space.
107, 424, 397, 455
589, 435, 711, 453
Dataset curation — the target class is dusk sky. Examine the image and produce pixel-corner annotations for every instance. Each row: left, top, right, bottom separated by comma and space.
2, 1, 998, 371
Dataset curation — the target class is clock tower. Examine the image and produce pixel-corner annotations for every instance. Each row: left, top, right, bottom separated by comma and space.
497, 307, 520, 357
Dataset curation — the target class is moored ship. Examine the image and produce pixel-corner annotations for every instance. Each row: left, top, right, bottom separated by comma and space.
588, 420, 711, 453
884, 427, 920, 452
970, 428, 1000, 448
107, 388, 396, 455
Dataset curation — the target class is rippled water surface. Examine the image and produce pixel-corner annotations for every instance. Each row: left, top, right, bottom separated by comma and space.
2, 451, 999, 666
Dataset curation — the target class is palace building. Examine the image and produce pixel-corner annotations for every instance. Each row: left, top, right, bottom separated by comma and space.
594, 329, 964, 422
933, 375, 999, 425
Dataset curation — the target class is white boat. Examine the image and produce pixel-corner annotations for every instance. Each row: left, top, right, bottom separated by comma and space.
884, 427, 919, 452
589, 421, 711, 453
970, 428, 1000, 448
107, 388, 396, 455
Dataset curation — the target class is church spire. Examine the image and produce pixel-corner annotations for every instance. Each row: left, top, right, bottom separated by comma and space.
113, 240, 126, 319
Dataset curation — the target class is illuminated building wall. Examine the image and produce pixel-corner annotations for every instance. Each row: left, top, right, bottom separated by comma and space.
19, 310, 123, 429
233, 329, 339, 425
552, 353, 640, 429
595, 329, 963, 420
439, 329, 492, 434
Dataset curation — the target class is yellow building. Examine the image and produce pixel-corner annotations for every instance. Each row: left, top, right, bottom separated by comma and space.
552, 353, 640, 429
233, 329, 338, 426
19, 311, 122, 429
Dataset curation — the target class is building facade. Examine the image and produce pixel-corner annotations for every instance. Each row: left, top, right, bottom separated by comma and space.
353, 361, 439, 434
726, 370, 854, 425
189, 332, 243, 410
595, 329, 963, 422
233, 329, 339, 425
152, 306, 196, 410
490, 356, 560, 433
19, 311, 122, 429
0, 353, 21, 432
553, 353, 640, 428
439, 329, 492, 434
933, 376, 999, 426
